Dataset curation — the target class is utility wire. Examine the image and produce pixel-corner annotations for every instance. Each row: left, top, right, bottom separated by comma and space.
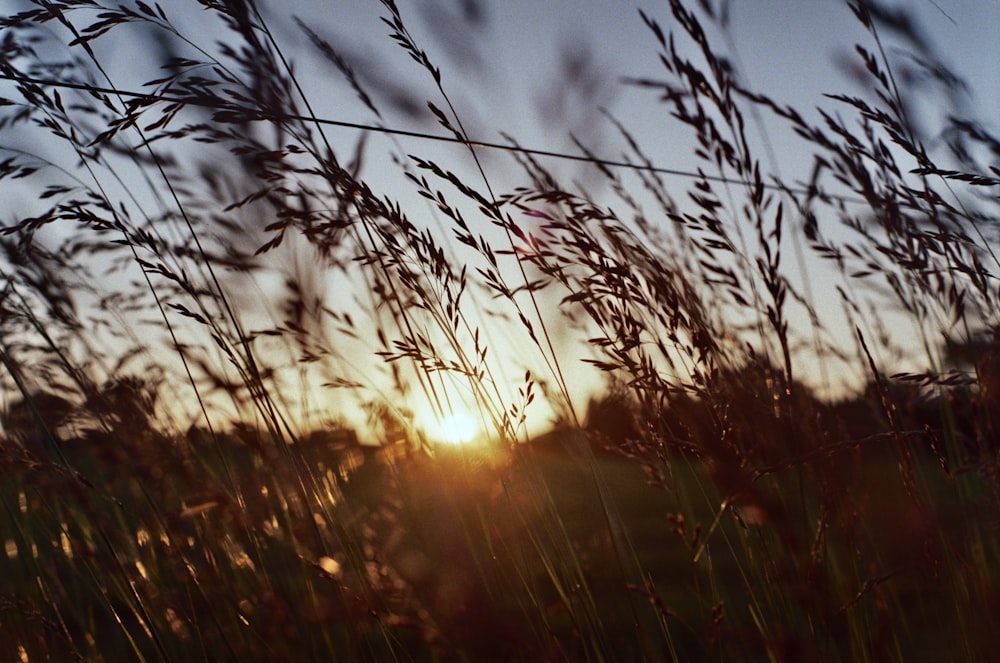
0, 70, 865, 203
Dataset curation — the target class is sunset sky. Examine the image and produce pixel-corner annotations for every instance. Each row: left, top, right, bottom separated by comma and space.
122, 1, 1000, 426
278, 0, 999, 393
3, 0, 997, 438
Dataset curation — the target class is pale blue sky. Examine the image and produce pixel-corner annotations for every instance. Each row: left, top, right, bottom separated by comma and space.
274, 0, 1000, 409
3, 0, 997, 434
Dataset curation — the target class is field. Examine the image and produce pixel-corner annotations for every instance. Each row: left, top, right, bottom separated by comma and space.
4, 419, 998, 661
1, 0, 999, 660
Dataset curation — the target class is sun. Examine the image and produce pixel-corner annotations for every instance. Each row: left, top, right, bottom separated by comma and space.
426, 411, 480, 446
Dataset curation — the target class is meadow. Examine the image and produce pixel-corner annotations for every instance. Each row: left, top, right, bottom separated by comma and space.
0, 0, 998, 660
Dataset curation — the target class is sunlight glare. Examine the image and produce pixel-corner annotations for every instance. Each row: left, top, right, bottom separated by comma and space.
429, 411, 480, 446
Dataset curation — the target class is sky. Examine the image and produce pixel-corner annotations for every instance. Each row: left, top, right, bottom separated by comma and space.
3, 0, 999, 440
271, 0, 1000, 413
269, 0, 1000, 171
259, 0, 1000, 244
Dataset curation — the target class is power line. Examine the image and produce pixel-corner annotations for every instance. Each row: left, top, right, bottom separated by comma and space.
0, 70, 861, 203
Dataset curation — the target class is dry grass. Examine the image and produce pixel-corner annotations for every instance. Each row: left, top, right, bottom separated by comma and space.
0, 0, 998, 660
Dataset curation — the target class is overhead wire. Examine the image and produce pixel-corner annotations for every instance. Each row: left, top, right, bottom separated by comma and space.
0, 70, 867, 204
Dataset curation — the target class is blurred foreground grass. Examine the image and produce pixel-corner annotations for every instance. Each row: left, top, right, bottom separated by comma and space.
3, 417, 998, 661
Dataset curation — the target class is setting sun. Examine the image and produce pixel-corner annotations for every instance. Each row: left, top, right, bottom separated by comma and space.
426, 412, 480, 446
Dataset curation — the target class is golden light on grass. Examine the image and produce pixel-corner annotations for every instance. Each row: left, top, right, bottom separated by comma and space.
319, 555, 342, 578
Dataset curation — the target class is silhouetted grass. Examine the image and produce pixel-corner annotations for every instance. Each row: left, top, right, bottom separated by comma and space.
0, 0, 998, 660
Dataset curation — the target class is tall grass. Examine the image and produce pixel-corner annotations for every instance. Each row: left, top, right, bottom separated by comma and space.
0, 0, 998, 660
